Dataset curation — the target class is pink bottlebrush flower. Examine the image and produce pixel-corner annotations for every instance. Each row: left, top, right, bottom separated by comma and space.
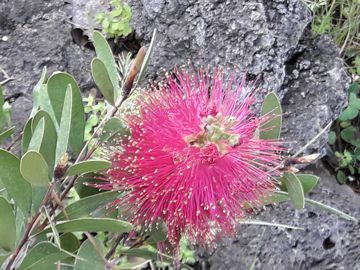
100, 68, 283, 249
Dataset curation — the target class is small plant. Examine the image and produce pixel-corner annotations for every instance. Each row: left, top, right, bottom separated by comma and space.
306, 1, 360, 186
0, 85, 13, 144
96, 0, 132, 38
328, 82, 360, 184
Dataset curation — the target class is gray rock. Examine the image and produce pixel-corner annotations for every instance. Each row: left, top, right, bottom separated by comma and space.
203, 163, 360, 270
0, 0, 94, 130
127, 0, 349, 154
129, 0, 311, 98
281, 34, 350, 156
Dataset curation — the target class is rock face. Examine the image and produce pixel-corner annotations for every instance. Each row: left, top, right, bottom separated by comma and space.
281, 34, 350, 156
128, 0, 349, 154
202, 163, 360, 270
0, 0, 94, 130
0, 0, 349, 155
0, 1, 357, 269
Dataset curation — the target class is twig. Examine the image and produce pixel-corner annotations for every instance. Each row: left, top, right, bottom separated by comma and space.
292, 122, 332, 158
0, 67, 14, 85
5, 132, 23, 151
105, 233, 127, 259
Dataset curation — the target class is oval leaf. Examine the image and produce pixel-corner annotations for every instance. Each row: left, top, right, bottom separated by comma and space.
30, 66, 48, 117
60, 233, 80, 253
39, 218, 132, 235
260, 92, 282, 140
0, 149, 32, 214
28, 118, 45, 152
93, 31, 121, 102
100, 117, 130, 143
18, 241, 69, 270
66, 160, 111, 176
32, 110, 57, 172
296, 174, 319, 193
74, 239, 105, 270
55, 85, 72, 165
22, 118, 33, 154
91, 58, 115, 105
47, 72, 85, 155
305, 197, 358, 222
283, 172, 305, 209
0, 197, 16, 251
55, 191, 121, 220
0, 250, 11, 265
20, 151, 50, 186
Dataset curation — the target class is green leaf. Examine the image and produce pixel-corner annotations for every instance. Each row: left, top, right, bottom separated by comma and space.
148, 223, 167, 242
336, 170, 347, 184
305, 197, 358, 222
66, 160, 111, 176
60, 232, 80, 253
91, 58, 115, 105
17, 242, 70, 270
294, 174, 319, 193
283, 172, 305, 209
30, 67, 48, 117
340, 126, 357, 143
327, 131, 336, 145
31, 187, 47, 215
348, 82, 359, 95
56, 191, 121, 220
47, 72, 85, 155
20, 151, 50, 186
354, 147, 360, 160
340, 120, 351, 128
0, 149, 32, 214
0, 126, 15, 144
74, 239, 105, 270
28, 118, 45, 152
238, 219, 304, 230
0, 85, 11, 132
15, 207, 26, 245
268, 192, 290, 204
349, 92, 360, 110
32, 111, 57, 172
37, 84, 58, 129
274, 191, 358, 222
55, 85, 72, 165
121, 248, 159, 260
0, 197, 16, 251
38, 218, 132, 235
260, 92, 282, 140
338, 106, 358, 121
0, 85, 3, 107
100, 117, 130, 142
22, 118, 33, 154
93, 31, 121, 102
75, 173, 104, 198
136, 29, 157, 86
0, 249, 10, 265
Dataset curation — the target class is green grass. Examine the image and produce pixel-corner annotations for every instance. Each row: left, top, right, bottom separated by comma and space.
303, 0, 360, 184
303, 0, 360, 81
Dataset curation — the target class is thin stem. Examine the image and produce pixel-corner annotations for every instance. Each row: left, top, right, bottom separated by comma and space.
5, 181, 56, 270
105, 233, 127, 259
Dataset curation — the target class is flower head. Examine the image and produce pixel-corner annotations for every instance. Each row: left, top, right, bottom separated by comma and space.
100, 68, 282, 248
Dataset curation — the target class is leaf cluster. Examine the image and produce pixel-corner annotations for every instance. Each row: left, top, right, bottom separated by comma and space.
96, 0, 132, 39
